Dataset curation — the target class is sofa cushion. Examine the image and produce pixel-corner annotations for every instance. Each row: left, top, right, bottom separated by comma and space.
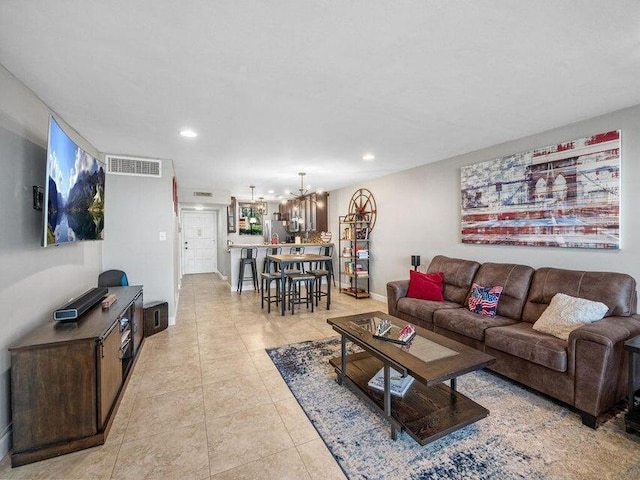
532, 293, 608, 340
397, 298, 461, 325
406, 270, 444, 301
468, 283, 503, 317
426, 256, 480, 305
433, 307, 517, 341
485, 322, 568, 372
522, 267, 637, 324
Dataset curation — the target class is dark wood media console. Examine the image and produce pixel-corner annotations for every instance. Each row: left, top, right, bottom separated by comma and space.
9, 286, 144, 466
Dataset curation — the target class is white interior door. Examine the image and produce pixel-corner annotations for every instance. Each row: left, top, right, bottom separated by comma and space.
182, 211, 217, 274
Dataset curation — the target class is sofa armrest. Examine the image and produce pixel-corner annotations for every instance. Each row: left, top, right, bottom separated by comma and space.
570, 315, 640, 420
569, 316, 640, 347
386, 280, 409, 317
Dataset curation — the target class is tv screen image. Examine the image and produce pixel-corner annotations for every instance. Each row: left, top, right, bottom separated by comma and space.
43, 116, 105, 246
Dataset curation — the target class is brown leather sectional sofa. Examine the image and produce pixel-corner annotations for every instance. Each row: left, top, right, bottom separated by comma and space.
386, 255, 640, 428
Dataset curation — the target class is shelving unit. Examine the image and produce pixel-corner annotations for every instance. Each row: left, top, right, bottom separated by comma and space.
339, 215, 371, 299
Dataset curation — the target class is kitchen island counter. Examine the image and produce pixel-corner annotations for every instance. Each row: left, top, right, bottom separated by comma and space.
228, 242, 332, 249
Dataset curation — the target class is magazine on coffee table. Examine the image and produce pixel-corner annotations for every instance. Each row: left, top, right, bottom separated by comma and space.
367, 367, 415, 397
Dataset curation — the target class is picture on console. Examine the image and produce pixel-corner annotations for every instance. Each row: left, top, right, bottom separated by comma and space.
43, 116, 105, 246
461, 131, 620, 249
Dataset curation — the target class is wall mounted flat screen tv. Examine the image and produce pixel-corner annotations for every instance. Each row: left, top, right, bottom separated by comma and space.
43, 116, 105, 246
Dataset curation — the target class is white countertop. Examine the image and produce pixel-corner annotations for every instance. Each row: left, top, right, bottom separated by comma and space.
228, 242, 333, 248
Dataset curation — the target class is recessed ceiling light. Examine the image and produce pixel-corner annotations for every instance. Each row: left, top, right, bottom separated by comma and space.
179, 129, 198, 138
194, 205, 204, 211
362, 153, 375, 161
268, 190, 274, 194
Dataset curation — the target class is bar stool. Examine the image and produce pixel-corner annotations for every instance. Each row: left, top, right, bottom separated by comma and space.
263, 246, 282, 273
285, 245, 305, 306
286, 246, 305, 274
237, 247, 259, 294
261, 246, 282, 313
308, 245, 333, 309
287, 272, 315, 314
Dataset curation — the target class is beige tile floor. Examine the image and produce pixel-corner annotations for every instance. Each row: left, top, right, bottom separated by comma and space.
0, 273, 386, 479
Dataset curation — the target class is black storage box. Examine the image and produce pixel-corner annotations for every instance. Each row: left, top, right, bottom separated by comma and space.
143, 301, 168, 337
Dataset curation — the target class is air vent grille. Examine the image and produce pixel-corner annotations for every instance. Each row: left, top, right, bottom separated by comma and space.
105, 155, 162, 178
193, 191, 213, 197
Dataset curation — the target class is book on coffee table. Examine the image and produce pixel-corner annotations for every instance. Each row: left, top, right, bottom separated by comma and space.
367, 367, 415, 397
373, 324, 416, 345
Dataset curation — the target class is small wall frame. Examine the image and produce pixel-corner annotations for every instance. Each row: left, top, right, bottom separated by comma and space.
227, 196, 237, 233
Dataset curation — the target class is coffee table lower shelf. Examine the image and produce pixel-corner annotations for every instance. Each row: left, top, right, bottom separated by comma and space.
329, 351, 489, 445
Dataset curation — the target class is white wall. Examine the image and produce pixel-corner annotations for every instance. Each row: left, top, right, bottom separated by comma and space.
179, 187, 230, 206
0, 66, 103, 455
329, 104, 640, 301
102, 167, 179, 323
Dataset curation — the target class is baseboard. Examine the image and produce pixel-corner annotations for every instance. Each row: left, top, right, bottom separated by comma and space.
336, 282, 386, 304
0, 423, 12, 461
172, 286, 181, 326
370, 291, 386, 303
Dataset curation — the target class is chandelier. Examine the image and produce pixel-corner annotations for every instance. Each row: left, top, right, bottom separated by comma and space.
288, 172, 311, 199
249, 185, 268, 215
256, 196, 267, 215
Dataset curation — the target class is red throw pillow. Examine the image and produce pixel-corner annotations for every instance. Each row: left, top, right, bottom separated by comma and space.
406, 270, 444, 302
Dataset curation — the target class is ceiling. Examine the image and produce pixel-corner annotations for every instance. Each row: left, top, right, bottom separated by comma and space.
1, 1, 639, 203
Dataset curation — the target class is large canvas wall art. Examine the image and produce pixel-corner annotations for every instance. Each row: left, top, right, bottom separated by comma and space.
460, 131, 620, 249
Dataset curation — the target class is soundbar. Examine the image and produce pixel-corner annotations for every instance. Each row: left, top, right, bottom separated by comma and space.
53, 287, 109, 322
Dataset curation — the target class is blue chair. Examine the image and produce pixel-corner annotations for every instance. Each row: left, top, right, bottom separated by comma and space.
98, 269, 129, 287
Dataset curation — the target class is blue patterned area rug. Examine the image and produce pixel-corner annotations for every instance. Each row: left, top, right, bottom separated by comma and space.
266, 337, 640, 480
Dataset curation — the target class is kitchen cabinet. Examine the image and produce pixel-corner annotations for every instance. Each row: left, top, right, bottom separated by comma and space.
278, 192, 328, 232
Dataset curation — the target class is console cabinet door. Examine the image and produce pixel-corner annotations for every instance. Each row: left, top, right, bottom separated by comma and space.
97, 323, 122, 429
11, 341, 97, 451
132, 292, 144, 354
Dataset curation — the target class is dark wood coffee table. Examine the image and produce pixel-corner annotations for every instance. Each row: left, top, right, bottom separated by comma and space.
327, 311, 495, 445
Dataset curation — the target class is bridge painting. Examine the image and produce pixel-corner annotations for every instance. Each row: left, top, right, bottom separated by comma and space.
461, 131, 620, 249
